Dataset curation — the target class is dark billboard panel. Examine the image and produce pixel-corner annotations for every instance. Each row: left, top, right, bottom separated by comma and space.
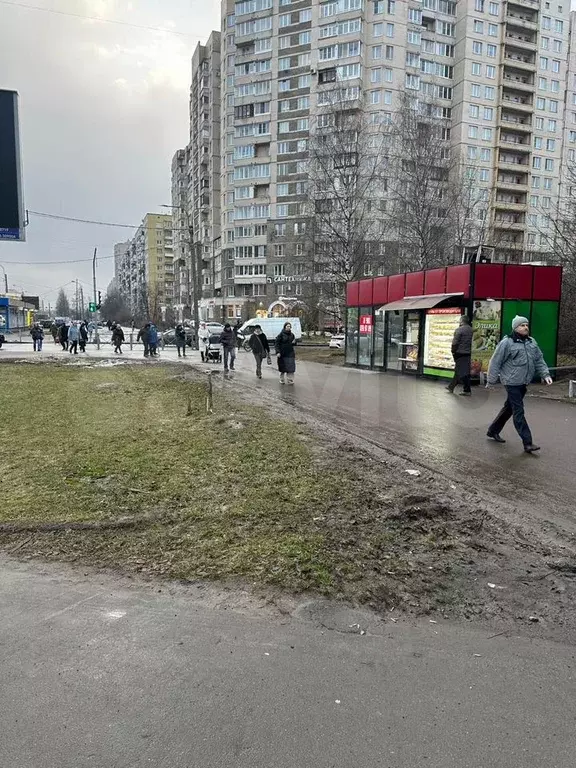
0, 90, 25, 241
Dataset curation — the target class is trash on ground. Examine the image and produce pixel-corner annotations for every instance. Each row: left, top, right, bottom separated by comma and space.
405, 469, 421, 477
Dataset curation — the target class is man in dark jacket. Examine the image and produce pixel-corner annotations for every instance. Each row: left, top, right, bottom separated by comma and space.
137, 323, 151, 357
247, 325, 270, 379
175, 324, 187, 358
30, 323, 44, 352
446, 315, 473, 396
220, 323, 236, 371
79, 322, 89, 352
58, 322, 69, 351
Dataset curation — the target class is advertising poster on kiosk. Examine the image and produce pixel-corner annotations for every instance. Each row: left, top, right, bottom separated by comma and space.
471, 300, 502, 376
423, 308, 462, 370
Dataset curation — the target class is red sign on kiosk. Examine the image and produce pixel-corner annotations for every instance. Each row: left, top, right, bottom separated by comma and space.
359, 315, 373, 334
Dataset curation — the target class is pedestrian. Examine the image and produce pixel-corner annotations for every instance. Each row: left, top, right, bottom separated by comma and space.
220, 322, 236, 371
79, 321, 89, 353
233, 319, 243, 350
50, 321, 59, 344
198, 322, 209, 362
486, 315, 552, 453
112, 323, 125, 354
30, 323, 44, 352
148, 324, 159, 356
275, 321, 296, 384
247, 325, 270, 379
68, 322, 79, 355
87, 320, 96, 342
175, 323, 187, 358
446, 315, 473, 396
59, 322, 69, 351
137, 323, 151, 357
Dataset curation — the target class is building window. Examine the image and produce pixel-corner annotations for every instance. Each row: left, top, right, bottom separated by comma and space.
472, 62, 481, 75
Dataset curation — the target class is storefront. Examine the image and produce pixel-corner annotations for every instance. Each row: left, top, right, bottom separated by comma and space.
345, 263, 562, 379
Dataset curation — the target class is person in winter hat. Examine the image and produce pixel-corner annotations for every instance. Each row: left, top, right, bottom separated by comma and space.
486, 315, 552, 453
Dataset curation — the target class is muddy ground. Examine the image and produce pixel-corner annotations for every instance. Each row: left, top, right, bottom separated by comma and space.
2, 359, 575, 644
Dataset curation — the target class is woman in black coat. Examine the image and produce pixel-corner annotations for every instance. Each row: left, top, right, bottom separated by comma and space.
275, 322, 296, 384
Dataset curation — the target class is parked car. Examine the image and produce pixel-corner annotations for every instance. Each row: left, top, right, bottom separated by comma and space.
237, 317, 302, 348
162, 327, 195, 347
328, 333, 345, 349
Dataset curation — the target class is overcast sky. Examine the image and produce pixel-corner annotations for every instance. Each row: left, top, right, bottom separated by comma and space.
0, 0, 219, 309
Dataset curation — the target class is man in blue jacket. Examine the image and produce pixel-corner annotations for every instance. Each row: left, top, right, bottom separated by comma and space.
486, 315, 552, 453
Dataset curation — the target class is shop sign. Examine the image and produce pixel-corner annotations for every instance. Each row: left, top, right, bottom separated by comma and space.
359, 314, 373, 334
427, 308, 462, 315
423, 308, 462, 370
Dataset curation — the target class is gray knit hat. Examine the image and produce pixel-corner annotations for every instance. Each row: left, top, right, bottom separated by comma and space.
512, 315, 529, 331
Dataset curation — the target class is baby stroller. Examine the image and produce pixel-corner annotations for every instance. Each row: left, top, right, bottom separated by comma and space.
204, 333, 222, 363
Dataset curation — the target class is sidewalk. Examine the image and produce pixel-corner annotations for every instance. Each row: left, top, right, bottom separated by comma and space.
1, 556, 574, 768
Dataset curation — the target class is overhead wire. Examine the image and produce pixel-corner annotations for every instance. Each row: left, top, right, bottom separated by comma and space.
0, 0, 202, 38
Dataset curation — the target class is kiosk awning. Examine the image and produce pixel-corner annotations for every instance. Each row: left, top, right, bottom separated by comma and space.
380, 293, 463, 312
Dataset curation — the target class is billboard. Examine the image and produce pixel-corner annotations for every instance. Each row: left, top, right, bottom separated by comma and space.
0, 90, 25, 241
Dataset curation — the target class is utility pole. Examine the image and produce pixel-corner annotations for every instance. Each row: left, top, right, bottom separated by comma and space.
92, 248, 98, 306
79, 286, 84, 319
75, 279, 79, 319
0, 264, 8, 294
189, 217, 201, 348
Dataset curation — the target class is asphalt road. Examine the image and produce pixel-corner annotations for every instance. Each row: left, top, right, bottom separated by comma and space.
1, 557, 575, 768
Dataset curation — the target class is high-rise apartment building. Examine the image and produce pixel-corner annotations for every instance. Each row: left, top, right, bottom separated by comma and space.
171, 148, 190, 320
183, 0, 574, 322
189, 33, 223, 320
117, 213, 174, 321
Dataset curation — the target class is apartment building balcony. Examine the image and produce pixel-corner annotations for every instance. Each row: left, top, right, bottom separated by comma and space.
506, 12, 538, 31
503, 50, 536, 72
502, 70, 535, 92
498, 152, 530, 172
499, 133, 531, 153
494, 213, 526, 230
504, 31, 537, 51
508, 0, 540, 7
494, 195, 527, 211
501, 91, 533, 112
500, 112, 532, 131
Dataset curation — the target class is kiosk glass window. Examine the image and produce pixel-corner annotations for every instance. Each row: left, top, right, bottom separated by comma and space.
358, 308, 373, 366
402, 312, 420, 372
373, 308, 386, 367
386, 311, 403, 370
345, 307, 359, 364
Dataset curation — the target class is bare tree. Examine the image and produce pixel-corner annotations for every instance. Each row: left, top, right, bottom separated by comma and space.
55, 289, 71, 318
387, 94, 470, 270
304, 87, 390, 322
531, 163, 576, 355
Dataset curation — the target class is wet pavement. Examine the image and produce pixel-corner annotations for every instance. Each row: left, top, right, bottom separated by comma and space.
225, 355, 576, 529
2, 557, 576, 768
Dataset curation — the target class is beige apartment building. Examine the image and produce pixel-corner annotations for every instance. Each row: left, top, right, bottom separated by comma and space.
116, 213, 174, 322
177, 0, 574, 322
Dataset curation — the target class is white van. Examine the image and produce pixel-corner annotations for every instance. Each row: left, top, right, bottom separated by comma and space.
238, 317, 302, 346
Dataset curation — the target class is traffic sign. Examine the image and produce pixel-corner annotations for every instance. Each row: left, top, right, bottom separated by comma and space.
89, 302, 97, 312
